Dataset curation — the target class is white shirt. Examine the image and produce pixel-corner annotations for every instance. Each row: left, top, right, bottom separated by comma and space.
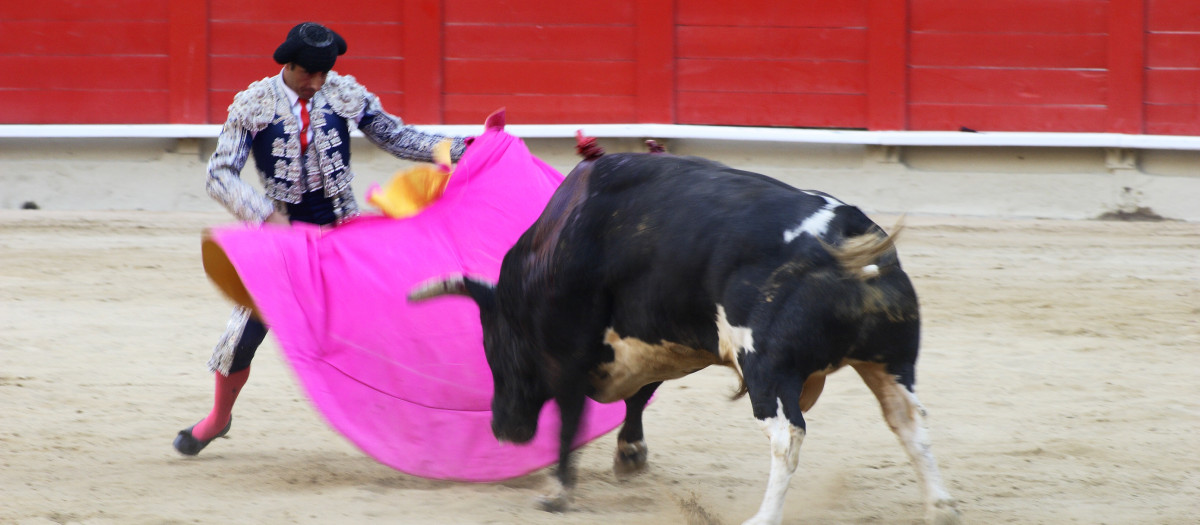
277, 72, 314, 148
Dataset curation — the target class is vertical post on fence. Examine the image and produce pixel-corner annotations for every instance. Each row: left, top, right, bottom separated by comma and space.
635, 0, 676, 124
404, 0, 444, 124
1107, 0, 1146, 134
867, 0, 908, 130
168, 0, 209, 124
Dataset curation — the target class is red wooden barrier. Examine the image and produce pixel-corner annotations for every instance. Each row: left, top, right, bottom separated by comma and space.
2, 1, 1198, 135
443, 0, 639, 124
908, 0, 1110, 132
675, 0, 869, 128
1145, 0, 1200, 135
1, 0, 170, 123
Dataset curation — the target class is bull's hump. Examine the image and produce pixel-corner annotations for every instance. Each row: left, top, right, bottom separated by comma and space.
525, 160, 596, 270
783, 192, 846, 243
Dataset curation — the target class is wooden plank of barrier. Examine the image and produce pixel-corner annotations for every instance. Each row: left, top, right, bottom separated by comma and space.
635, 0, 675, 124
1107, 0, 1145, 134
868, 0, 907, 130
169, 0, 209, 124
404, 0, 444, 124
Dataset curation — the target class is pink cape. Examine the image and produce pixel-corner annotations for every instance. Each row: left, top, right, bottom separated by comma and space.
202, 120, 627, 481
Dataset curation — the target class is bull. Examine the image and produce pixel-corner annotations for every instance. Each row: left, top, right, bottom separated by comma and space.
410, 139, 961, 525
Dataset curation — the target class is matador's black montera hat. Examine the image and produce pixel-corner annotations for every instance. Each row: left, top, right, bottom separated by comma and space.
273, 22, 347, 73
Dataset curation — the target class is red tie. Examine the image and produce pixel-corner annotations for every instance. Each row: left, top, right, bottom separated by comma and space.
298, 98, 310, 153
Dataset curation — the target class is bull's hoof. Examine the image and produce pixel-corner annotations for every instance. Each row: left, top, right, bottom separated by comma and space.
613, 439, 649, 479
927, 499, 962, 525
537, 491, 571, 513
740, 514, 778, 525
536, 477, 573, 513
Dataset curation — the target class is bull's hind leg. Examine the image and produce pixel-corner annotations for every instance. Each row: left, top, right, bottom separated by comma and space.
614, 381, 660, 477
851, 361, 961, 525
742, 375, 806, 525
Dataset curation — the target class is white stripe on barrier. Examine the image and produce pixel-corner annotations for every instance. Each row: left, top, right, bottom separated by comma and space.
2, 124, 1200, 150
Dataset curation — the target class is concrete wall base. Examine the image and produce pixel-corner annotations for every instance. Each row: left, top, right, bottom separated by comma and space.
2, 136, 1197, 222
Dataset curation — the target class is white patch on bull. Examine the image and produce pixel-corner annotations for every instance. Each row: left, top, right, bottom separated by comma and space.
783, 193, 843, 243
744, 399, 805, 525
862, 264, 880, 277
592, 329, 728, 403
715, 304, 753, 380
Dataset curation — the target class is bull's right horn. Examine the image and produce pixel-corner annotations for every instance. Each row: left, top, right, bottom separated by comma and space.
408, 275, 469, 301
408, 275, 496, 303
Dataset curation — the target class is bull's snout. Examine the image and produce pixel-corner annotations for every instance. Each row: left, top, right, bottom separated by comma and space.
491, 418, 536, 444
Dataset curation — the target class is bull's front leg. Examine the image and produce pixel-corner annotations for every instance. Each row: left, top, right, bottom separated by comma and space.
539, 391, 586, 512
743, 375, 806, 525
614, 381, 661, 477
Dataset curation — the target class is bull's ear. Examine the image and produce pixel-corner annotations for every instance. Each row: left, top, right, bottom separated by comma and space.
408, 275, 496, 311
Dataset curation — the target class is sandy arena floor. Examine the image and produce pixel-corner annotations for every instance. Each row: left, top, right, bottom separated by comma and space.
1, 210, 1198, 524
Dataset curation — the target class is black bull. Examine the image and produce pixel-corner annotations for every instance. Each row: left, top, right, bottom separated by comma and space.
410, 151, 961, 525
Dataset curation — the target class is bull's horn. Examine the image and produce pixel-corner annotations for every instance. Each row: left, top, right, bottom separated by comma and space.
408, 274, 495, 302
409, 275, 467, 301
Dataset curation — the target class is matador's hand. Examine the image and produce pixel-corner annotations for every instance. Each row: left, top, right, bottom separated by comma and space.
263, 211, 291, 226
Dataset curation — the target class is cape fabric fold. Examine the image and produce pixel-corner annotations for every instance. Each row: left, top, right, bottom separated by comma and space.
203, 126, 627, 481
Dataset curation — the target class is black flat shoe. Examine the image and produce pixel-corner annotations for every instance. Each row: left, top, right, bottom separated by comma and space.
173, 417, 232, 456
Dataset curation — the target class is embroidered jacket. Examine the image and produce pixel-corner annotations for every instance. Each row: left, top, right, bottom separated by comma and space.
204, 72, 466, 375
206, 72, 466, 223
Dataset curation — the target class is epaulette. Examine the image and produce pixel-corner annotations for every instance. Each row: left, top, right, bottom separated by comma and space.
323, 72, 368, 119
227, 77, 278, 132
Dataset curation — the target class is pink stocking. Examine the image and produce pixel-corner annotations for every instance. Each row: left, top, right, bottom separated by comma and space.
191, 367, 250, 441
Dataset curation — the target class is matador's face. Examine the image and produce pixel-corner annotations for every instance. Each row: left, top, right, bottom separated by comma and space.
283, 64, 328, 99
